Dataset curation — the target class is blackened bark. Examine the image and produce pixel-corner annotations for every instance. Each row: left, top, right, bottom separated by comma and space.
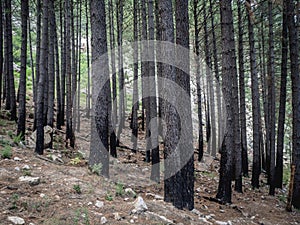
116, 0, 125, 147
275, 1, 288, 189
47, 0, 55, 149
131, 0, 139, 153
35, 0, 49, 155
267, 1, 276, 196
286, 0, 300, 209
0, 0, 3, 109
237, 0, 248, 177
148, 0, 160, 182
247, 0, 261, 189
35, 0, 41, 103
89, 0, 110, 178
176, 0, 194, 210
17, 0, 29, 140
86, 0, 91, 118
193, 0, 203, 162
108, 0, 117, 157
217, 0, 237, 203
158, 0, 178, 205
5, 0, 16, 121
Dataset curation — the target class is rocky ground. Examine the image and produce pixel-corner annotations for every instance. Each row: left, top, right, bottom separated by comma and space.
0, 110, 300, 225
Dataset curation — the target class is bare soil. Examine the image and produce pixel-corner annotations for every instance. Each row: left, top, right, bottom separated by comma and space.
0, 110, 299, 225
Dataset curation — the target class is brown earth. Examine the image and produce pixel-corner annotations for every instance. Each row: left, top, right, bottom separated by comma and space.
0, 110, 299, 225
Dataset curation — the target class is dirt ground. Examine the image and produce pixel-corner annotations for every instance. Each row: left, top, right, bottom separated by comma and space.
0, 110, 299, 225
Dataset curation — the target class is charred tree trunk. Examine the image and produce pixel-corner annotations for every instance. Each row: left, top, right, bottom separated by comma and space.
275, 1, 288, 189
35, 0, 49, 155
17, 0, 29, 140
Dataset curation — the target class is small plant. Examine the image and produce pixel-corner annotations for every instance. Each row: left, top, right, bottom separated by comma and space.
7, 130, 13, 138
9, 193, 19, 210
105, 192, 113, 201
73, 184, 82, 194
22, 168, 31, 176
70, 157, 81, 165
13, 133, 23, 145
115, 182, 124, 196
1, 146, 12, 159
91, 163, 102, 175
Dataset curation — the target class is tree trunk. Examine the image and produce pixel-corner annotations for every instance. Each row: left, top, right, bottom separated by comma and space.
89, 0, 110, 178
148, 0, 160, 182
116, 0, 125, 147
35, 0, 49, 155
217, 0, 237, 203
85, 0, 91, 118
247, 0, 261, 189
286, 0, 300, 209
131, 0, 139, 153
175, 0, 194, 210
267, 0, 276, 196
193, 0, 203, 162
108, 0, 117, 157
47, 0, 55, 149
17, 0, 29, 140
0, 0, 3, 109
237, 0, 248, 177
275, 0, 288, 189
5, 0, 16, 121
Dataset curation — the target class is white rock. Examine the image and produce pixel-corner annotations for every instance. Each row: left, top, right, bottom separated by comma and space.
215, 221, 228, 225
191, 209, 201, 216
7, 216, 25, 224
87, 202, 93, 206
198, 217, 212, 224
40, 193, 45, 198
95, 200, 104, 208
22, 165, 30, 170
125, 188, 136, 196
130, 219, 135, 223
14, 157, 22, 161
154, 194, 163, 200
18, 176, 40, 186
29, 126, 52, 148
15, 167, 20, 172
100, 216, 107, 224
133, 196, 148, 212
113, 212, 122, 221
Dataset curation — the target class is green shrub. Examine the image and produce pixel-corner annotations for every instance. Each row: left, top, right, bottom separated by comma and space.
1, 146, 12, 159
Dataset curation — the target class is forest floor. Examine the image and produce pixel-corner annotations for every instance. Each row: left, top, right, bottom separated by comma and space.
0, 106, 300, 225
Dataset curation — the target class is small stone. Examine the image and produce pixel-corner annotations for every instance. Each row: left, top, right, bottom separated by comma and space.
113, 212, 122, 221
14, 157, 22, 161
55, 195, 60, 200
40, 193, 45, 198
101, 216, 107, 224
154, 194, 163, 200
7, 216, 25, 224
219, 209, 225, 213
95, 200, 104, 208
29, 223, 35, 225
198, 217, 212, 224
133, 196, 148, 212
130, 219, 135, 223
22, 165, 30, 170
191, 209, 201, 216
215, 221, 228, 225
124, 198, 129, 201
15, 167, 20, 172
125, 188, 136, 197
261, 196, 265, 200
18, 176, 40, 186
87, 202, 93, 206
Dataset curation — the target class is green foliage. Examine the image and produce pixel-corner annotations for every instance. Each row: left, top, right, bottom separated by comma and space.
105, 192, 113, 201
1, 146, 12, 159
74, 208, 90, 225
13, 133, 23, 145
91, 163, 102, 176
70, 157, 82, 165
9, 193, 19, 210
73, 184, 82, 194
115, 182, 124, 196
